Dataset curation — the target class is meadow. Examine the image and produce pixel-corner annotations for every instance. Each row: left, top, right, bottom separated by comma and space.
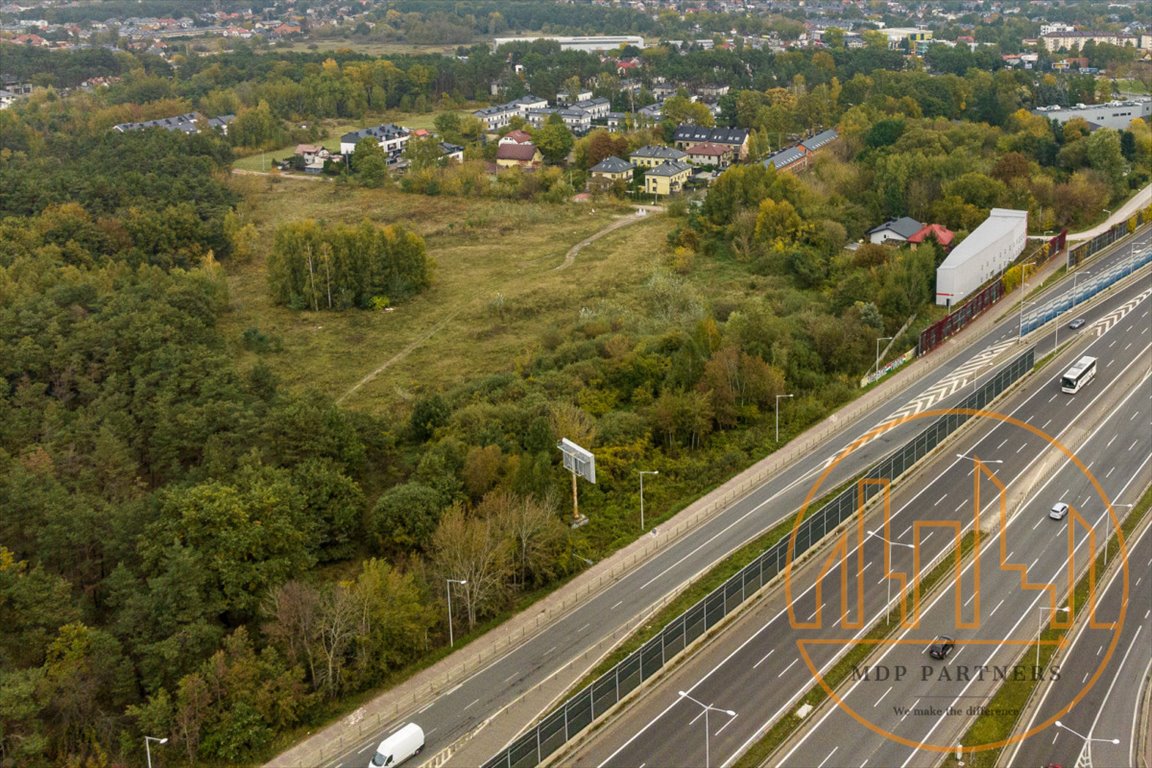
222, 175, 706, 417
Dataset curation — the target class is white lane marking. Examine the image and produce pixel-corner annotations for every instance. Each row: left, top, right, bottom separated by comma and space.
579, 623, 590, 632
357, 742, 374, 755
463, 698, 479, 710
1018, 442, 1027, 453
418, 701, 434, 714
1033, 518, 1044, 530
444, 683, 462, 696
1131, 440, 1140, 451
1029, 557, 1039, 571
990, 598, 1005, 616
715, 713, 739, 736
611, 600, 623, 610
504, 672, 517, 684
753, 649, 776, 669
818, 747, 839, 768
922, 531, 934, 543
955, 501, 966, 513
900, 698, 920, 722
997, 438, 1009, 450
1107, 466, 1116, 478
1107, 434, 1118, 448
778, 658, 799, 678
965, 592, 977, 607
874, 686, 893, 707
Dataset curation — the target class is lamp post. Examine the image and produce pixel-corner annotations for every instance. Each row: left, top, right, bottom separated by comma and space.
775, 393, 793, 443
866, 529, 914, 624
678, 691, 736, 768
1018, 293, 1036, 340
874, 336, 894, 375
445, 578, 467, 647
1072, 269, 1093, 309
1037, 605, 1069, 669
638, 470, 659, 531
1103, 504, 1134, 566
1054, 720, 1119, 768
144, 736, 168, 768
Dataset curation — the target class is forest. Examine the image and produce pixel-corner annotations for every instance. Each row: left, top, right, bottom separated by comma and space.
1, 30, 1151, 767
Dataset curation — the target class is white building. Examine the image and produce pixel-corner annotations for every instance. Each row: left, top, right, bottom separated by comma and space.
492, 35, 644, 52
936, 209, 1028, 307
1032, 100, 1152, 131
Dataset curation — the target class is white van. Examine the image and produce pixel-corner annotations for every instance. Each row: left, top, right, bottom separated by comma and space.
368, 723, 425, 768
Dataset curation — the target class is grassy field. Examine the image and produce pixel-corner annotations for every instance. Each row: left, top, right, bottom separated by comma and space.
231, 112, 464, 172
221, 176, 698, 417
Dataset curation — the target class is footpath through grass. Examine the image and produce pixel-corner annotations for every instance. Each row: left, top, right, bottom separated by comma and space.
939, 482, 1152, 768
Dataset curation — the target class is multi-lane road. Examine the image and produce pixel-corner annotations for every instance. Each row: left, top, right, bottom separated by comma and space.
307, 226, 1151, 768
1002, 516, 1152, 768
559, 263, 1150, 768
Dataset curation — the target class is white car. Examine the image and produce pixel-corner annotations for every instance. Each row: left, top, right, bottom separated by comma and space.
1049, 502, 1069, 520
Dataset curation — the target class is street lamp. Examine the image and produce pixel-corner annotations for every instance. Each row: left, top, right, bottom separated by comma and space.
144, 736, 168, 768
1072, 269, 1093, 308
638, 470, 659, 531
1054, 720, 1119, 768
775, 393, 793, 443
874, 336, 894, 375
867, 529, 914, 624
1103, 504, 1134, 567
678, 690, 736, 768
1037, 605, 1069, 669
445, 578, 467, 647
1018, 294, 1036, 339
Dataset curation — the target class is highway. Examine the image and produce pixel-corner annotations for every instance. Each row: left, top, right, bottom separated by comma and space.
1001, 517, 1152, 768
558, 267, 1151, 768
314, 228, 1151, 768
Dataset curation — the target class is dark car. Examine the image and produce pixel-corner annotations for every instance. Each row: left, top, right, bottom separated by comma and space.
928, 636, 955, 660
1068, 318, 1086, 330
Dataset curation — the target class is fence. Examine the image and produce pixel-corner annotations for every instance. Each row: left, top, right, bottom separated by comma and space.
1068, 207, 1151, 269
481, 349, 1036, 768
1021, 242, 1152, 335
917, 229, 1071, 356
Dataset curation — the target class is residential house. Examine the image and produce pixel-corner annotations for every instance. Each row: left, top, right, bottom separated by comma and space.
340, 123, 410, 160
496, 141, 542, 168
630, 145, 688, 168
112, 112, 234, 135
499, 129, 535, 146
439, 142, 465, 163
525, 107, 592, 134
643, 161, 693, 197
605, 112, 628, 131
908, 223, 955, 248
636, 103, 663, 123
294, 144, 336, 173
588, 155, 635, 183
556, 89, 593, 105
866, 217, 925, 245
683, 142, 733, 168
763, 145, 806, 172
672, 126, 750, 161
572, 97, 612, 120
472, 95, 548, 131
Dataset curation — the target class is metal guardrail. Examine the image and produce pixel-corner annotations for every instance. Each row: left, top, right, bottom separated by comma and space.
482, 350, 1036, 768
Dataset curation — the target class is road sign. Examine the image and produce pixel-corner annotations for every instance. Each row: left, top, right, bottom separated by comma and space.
558, 438, 596, 484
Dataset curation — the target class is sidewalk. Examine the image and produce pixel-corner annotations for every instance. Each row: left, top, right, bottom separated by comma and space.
1066, 183, 1151, 242
267, 231, 1086, 768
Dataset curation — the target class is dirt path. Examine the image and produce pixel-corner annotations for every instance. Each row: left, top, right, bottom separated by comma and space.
231, 168, 331, 181
554, 206, 663, 271
334, 206, 664, 404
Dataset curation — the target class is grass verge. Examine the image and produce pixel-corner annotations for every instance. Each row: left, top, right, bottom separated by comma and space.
938, 482, 1152, 768
733, 530, 976, 767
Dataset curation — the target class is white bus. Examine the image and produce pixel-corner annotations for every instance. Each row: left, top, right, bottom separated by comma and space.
1061, 355, 1097, 394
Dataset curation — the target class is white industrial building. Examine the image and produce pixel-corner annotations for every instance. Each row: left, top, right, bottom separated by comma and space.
493, 35, 645, 52
935, 209, 1028, 307
1032, 99, 1152, 131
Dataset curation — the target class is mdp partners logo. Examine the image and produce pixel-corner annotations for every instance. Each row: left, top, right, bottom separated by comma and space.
784, 408, 1130, 754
